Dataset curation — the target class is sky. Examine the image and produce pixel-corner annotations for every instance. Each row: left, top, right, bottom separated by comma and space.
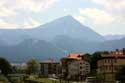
0, 0, 124, 35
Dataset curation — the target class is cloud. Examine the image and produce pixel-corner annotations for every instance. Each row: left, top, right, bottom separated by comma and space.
0, 0, 58, 28
92, 0, 125, 14
15, 0, 59, 12
91, 0, 125, 29
0, 19, 18, 29
0, 0, 58, 13
75, 0, 125, 35
23, 17, 41, 29
74, 15, 85, 24
0, 17, 41, 29
78, 8, 114, 25
76, 0, 125, 27
0, 6, 16, 17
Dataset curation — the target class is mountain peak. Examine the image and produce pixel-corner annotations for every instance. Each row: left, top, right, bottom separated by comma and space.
60, 15, 74, 19
33, 15, 105, 42
53, 15, 76, 23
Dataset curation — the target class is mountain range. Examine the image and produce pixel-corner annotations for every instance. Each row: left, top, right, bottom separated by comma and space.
0, 15, 124, 62
104, 34, 125, 40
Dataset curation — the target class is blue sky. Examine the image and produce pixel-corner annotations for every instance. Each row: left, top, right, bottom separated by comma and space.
0, 0, 124, 35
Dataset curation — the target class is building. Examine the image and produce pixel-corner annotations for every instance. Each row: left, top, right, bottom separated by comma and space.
40, 59, 61, 77
97, 49, 125, 81
61, 54, 90, 81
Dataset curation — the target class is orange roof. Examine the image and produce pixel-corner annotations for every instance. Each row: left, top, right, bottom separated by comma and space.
68, 53, 84, 60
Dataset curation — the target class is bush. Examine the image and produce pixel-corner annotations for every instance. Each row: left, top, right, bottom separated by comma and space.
0, 75, 8, 82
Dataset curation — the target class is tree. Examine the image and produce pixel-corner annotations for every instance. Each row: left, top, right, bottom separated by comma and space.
26, 58, 40, 75
0, 57, 12, 75
91, 52, 102, 68
0, 75, 8, 82
84, 53, 92, 63
90, 51, 109, 75
115, 66, 125, 83
96, 73, 104, 82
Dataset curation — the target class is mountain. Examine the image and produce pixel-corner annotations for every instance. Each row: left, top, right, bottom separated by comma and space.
52, 36, 125, 53
104, 34, 125, 40
0, 39, 67, 62
52, 35, 96, 53
0, 15, 124, 62
0, 36, 124, 62
96, 38, 125, 51
0, 29, 31, 45
0, 15, 105, 45
29, 15, 105, 42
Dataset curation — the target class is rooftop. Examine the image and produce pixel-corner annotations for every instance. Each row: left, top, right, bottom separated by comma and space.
101, 48, 125, 58
41, 59, 59, 64
68, 53, 84, 60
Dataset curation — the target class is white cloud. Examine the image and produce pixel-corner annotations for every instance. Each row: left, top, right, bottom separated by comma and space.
0, 0, 59, 13
0, 6, 16, 17
0, 19, 18, 29
0, 0, 58, 28
91, 0, 125, 33
79, 8, 114, 25
23, 17, 41, 29
15, 0, 59, 12
64, 8, 68, 12
92, 0, 125, 14
74, 15, 85, 24
0, 17, 41, 29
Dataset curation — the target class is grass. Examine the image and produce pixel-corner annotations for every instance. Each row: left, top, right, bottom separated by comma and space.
0, 75, 8, 83
27, 77, 73, 83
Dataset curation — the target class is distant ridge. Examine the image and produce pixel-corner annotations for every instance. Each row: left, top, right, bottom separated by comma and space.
104, 34, 125, 40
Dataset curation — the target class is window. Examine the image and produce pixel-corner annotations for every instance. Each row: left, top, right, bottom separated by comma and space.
105, 59, 107, 63
105, 66, 107, 70
114, 59, 117, 63
86, 64, 89, 66
108, 59, 110, 63
80, 66, 82, 69
80, 62, 83, 64
80, 71, 82, 74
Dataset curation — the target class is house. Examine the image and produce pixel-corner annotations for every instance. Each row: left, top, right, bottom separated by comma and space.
40, 59, 61, 77
61, 54, 90, 81
97, 49, 125, 82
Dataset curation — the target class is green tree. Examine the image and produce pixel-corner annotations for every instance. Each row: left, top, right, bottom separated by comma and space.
26, 58, 40, 75
90, 51, 109, 75
115, 66, 125, 83
96, 73, 104, 82
84, 53, 92, 63
0, 75, 8, 82
0, 57, 12, 75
